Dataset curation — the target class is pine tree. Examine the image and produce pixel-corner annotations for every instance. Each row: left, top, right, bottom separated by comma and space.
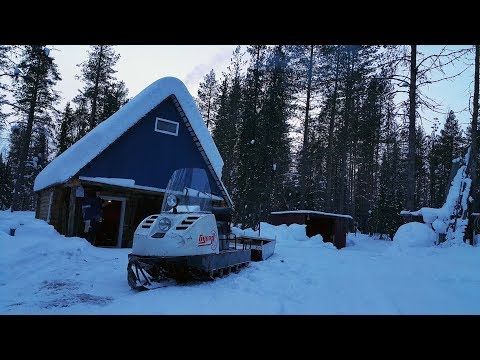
234, 45, 266, 228
333, 45, 379, 216
76, 45, 123, 130
290, 45, 325, 209
71, 96, 90, 142
7, 125, 24, 208
196, 69, 218, 130
414, 125, 430, 208
10, 45, 60, 211
18, 126, 50, 210
430, 110, 464, 207
56, 102, 75, 155
99, 80, 128, 121
428, 120, 440, 207
256, 45, 293, 221
305, 104, 330, 210
324, 45, 343, 212
355, 77, 386, 231
369, 106, 407, 239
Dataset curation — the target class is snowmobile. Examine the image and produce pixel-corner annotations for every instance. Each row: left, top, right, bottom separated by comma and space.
127, 168, 251, 290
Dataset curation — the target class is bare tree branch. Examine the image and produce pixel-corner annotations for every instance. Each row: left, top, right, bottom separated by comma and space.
416, 46, 447, 69
418, 48, 471, 76
417, 65, 470, 86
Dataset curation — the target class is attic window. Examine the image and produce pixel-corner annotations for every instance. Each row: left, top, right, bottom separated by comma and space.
155, 117, 179, 136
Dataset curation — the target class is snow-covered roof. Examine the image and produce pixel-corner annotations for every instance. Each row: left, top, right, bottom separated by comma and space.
271, 210, 353, 220
34, 77, 224, 193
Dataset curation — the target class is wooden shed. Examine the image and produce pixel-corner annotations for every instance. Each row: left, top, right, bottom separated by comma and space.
33, 77, 232, 248
269, 210, 353, 249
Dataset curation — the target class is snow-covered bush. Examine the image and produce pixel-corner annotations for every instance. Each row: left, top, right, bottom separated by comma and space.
393, 222, 437, 248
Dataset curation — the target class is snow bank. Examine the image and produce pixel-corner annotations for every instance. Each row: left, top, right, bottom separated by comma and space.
393, 222, 437, 249
232, 222, 333, 249
0, 210, 95, 268
0, 211, 32, 236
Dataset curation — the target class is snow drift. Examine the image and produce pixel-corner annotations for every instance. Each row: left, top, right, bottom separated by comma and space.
3, 211, 480, 315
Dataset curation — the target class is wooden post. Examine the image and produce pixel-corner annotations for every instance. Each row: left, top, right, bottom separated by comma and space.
67, 186, 77, 237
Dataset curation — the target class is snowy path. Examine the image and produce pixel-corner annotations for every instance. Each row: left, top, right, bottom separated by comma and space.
1, 211, 480, 315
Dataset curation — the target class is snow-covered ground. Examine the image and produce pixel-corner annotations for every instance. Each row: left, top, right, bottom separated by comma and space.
1, 211, 480, 315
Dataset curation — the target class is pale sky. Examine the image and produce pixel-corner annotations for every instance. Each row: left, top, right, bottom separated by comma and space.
52, 45, 239, 108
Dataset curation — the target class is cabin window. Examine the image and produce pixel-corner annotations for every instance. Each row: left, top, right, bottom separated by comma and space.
155, 117, 179, 136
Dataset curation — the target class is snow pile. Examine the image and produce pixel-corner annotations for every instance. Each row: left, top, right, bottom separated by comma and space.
0, 210, 129, 314
393, 222, 437, 249
232, 222, 331, 249
0, 211, 31, 237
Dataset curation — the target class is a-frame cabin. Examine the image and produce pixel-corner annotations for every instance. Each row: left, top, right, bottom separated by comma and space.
34, 77, 232, 248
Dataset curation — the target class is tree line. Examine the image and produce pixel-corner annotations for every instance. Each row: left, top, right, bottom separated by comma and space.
197, 45, 479, 239
0, 44, 478, 242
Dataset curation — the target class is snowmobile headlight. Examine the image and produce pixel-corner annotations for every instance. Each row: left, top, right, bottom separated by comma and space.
158, 217, 171, 231
167, 195, 178, 207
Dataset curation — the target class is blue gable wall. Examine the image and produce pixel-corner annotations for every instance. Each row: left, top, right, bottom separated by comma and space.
78, 97, 222, 196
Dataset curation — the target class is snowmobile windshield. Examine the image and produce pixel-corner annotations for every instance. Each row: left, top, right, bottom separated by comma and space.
161, 168, 213, 213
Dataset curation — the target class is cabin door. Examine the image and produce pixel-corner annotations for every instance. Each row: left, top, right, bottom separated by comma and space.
96, 196, 126, 248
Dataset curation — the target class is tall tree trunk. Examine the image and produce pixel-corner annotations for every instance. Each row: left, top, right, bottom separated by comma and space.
325, 48, 340, 212
303, 45, 314, 149
89, 45, 104, 130
11, 80, 39, 211
429, 140, 436, 206
338, 49, 355, 214
349, 146, 355, 217
406, 45, 417, 211
470, 45, 479, 215
350, 101, 359, 218
464, 45, 479, 244
301, 45, 314, 207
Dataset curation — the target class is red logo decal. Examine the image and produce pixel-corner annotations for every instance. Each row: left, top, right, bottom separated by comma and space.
198, 230, 217, 249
